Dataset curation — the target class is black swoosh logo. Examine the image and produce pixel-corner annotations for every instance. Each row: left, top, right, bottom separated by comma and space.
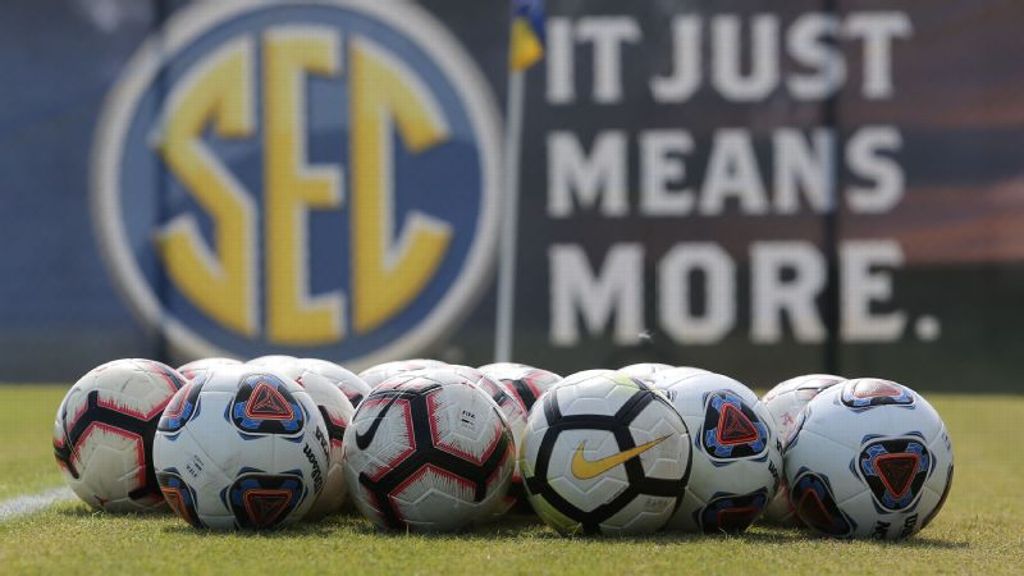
355, 395, 399, 450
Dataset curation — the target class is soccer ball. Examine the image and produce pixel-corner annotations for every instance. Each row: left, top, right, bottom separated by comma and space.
477, 363, 564, 514
342, 370, 515, 532
246, 355, 301, 371
617, 363, 674, 385
520, 371, 691, 536
249, 354, 300, 366
177, 357, 242, 380
358, 359, 447, 389
651, 369, 782, 533
53, 359, 186, 512
480, 363, 562, 413
299, 358, 371, 408
763, 374, 846, 441
546, 369, 620, 392
784, 378, 954, 539
760, 374, 846, 524
619, 363, 708, 386
247, 356, 355, 519
478, 362, 531, 373
153, 364, 329, 529
448, 365, 527, 444
406, 358, 448, 368
448, 365, 530, 513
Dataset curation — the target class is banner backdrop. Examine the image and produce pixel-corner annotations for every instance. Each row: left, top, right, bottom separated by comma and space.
1, 0, 1022, 391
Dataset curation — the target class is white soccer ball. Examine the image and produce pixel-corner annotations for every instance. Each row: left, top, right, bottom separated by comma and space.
477, 363, 563, 513
520, 371, 691, 536
447, 365, 530, 513
342, 370, 515, 532
784, 378, 954, 539
448, 365, 527, 446
546, 369, 620, 393
760, 374, 846, 524
478, 361, 531, 374
617, 363, 674, 384
246, 356, 355, 520
763, 374, 846, 441
406, 358, 448, 368
53, 359, 186, 512
619, 363, 708, 386
299, 358, 371, 408
248, 354, 300, 367
177, 357, 242, 381
358, 359, 447, 389
651, 368, 783, 533
480, 363, 562, 414
153, 364, 330, 529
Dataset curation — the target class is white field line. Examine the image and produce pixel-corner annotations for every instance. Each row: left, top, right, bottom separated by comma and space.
0, 486, 74, 523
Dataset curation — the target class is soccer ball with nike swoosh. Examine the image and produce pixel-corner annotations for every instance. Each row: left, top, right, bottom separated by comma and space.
519, 370, 692, 536
341, 368, 515, 532
53, 358, 187, 513
651, 368, 783, 533
479, 363, 563, 414
478, 363, 563, 513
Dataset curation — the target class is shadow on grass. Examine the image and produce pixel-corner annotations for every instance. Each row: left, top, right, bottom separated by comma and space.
53, 507, 99, 518
522, 529, 969, 549
341, 516, 812, 545
873, 536, 969, 550
60, 505, 961, 550
56, 506, 175, 523
740, 528, 969, 550
161, 521, 338, 539
343, 513, 547, 541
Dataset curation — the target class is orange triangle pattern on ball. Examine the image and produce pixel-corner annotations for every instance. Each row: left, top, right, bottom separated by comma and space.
717, 403, 758, 445
242, 489, 293, 528
245, 382, 294, 421
875, 453, 919, 498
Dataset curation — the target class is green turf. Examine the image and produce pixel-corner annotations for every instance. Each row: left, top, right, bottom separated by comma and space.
1, 388, 1021, 575
0, 385, 67, 500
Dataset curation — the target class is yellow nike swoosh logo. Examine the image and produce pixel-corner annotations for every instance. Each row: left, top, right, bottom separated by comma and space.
571, 435, 672, 480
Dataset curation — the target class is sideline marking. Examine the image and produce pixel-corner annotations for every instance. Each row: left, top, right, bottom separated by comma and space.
0, 487, 74, 523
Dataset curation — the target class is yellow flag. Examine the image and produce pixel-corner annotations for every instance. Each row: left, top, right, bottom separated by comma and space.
510, 0, 544, 71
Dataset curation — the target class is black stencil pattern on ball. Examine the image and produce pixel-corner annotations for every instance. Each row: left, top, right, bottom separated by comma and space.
356, 383, 513, 530
524, 384, 691, 534
54, 389, 169, 504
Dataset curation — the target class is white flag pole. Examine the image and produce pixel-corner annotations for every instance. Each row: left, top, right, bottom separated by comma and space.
494, 68, 527, 363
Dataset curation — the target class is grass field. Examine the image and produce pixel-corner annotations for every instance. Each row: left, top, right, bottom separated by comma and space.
0, 386, 67, 501
0, 385, 1021, 575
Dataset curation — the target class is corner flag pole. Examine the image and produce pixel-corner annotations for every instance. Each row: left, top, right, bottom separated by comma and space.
495, 0, 544, 363
494, 69, 526, 363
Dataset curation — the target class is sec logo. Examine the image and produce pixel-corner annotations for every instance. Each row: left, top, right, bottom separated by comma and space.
92, 1, 500, 367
